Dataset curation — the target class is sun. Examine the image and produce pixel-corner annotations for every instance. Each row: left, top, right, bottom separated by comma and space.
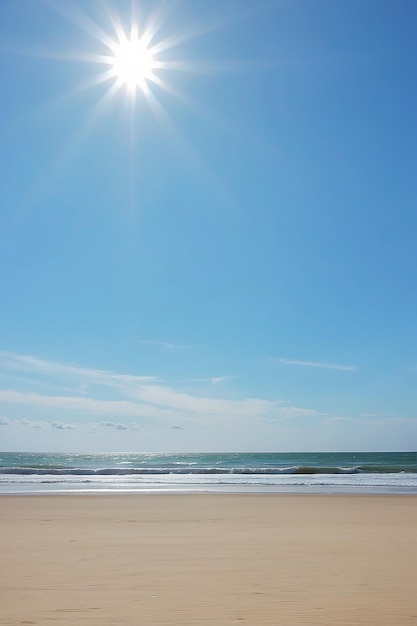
109, 36, 155, 92
32, 4, 243, 107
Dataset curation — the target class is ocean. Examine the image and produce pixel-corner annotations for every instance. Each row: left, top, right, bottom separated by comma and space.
0, 451, 416, 494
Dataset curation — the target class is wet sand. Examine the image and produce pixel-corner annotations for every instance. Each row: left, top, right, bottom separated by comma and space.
1, 494, 416, 625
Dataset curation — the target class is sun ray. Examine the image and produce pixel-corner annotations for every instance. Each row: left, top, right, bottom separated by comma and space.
139, 1, 172, 48
6, 0, 265, 225
7, 68, 119, 137
14, 79, 120, 220
0, 41, 112, 65
148, 3, 265, 56
150, 73, 279, 161
43, 0, 116, 49
101, 0, 127, 47
3, 0, 270, 106
141, 86, 233, 213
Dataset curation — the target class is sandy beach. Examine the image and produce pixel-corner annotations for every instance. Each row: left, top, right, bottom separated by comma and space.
1, 495, 416, 625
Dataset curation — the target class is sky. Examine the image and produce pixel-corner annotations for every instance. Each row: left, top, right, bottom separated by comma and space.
0, 0, 416, 453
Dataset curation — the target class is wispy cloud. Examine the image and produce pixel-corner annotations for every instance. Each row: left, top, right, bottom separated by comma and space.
320, 416, 351, 424
0, 390, 178, 421
131, 384, 286, 418
0, 351, 157, 389
0, 388, 292, 422
362, 416, 417, 426
138, 340, 194, 350
179, 375, 235, 386
210, 376, 233, 385
0, 351, 323, 429
277, 358, 356, 372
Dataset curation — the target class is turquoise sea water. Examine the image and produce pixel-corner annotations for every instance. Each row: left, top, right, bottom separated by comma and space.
0, 451, 416, 494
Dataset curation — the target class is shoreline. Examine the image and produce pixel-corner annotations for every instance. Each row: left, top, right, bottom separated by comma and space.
1, 482, 417, 496
2, 489, 417, 496
1, 494, 416, 625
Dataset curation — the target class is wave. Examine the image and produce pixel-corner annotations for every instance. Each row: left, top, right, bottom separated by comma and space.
0, 464, 415, 476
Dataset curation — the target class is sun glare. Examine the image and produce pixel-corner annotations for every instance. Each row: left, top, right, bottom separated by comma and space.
110, 36, 155, 91
37, 4, 239, 108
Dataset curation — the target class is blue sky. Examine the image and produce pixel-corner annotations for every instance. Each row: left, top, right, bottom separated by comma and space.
0, 0, 416, 452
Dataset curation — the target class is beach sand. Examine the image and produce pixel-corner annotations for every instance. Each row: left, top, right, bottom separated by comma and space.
1, 495, 416, 625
